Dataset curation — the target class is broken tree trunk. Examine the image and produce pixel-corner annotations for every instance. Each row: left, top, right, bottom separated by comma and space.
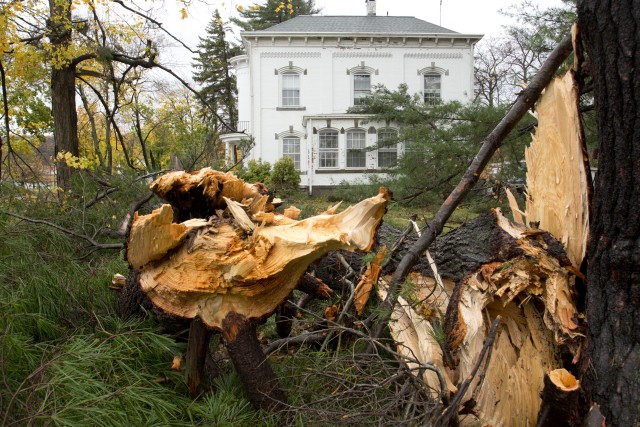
125, 168, 390, 409
536, 369, 581, 427
367, 33, 574, 344
376, 209, 582, 426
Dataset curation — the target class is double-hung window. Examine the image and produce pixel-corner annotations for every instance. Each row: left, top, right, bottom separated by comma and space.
319, 130, 339, 168
282, 73, 300, 107
378, 129, 398, 168
424, 74, 441, 105
346, 130, 366, 168
353, 74, 371, 105
282, 137, 300, 170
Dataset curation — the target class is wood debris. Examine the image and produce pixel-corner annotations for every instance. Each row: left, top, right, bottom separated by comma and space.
127, 169, 390, 331
525, 71, 590, 268
379, 209, 581, 426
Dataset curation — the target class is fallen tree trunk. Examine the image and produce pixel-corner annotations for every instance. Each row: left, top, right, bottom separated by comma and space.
125, 168, 390, 409
374, 209, 582, 426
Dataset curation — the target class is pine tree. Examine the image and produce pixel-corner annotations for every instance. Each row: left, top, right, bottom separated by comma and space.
232, 0, 320, 31
193, 10, 242, 131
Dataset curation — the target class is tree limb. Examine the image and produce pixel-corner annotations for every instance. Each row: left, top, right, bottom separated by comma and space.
0, 210, 123, 250
365, 34, 573, 343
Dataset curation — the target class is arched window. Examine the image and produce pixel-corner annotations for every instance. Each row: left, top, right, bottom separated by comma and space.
346, 129, 366, 168
377, 129, 398, 168
282, 137, 300, 170
319, 129, 339, 168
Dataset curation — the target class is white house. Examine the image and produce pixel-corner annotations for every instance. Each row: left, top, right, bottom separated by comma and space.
221, 0, 482, 194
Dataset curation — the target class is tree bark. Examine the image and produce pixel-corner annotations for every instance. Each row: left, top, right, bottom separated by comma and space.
186, 317, 212, 398
222, 312, 286, 411
48, 0, 80, 191
578, 1, 640, 425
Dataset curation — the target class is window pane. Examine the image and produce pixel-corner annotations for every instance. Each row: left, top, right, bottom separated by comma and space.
282, 74, 300, 106
283, 137, 300, 170
346, 130, 366, 168
424, 74, 441, 105
378, 130, 398, 168
354, 74, 371, 105
319, 130, 339, 168
319, 130, 338, 148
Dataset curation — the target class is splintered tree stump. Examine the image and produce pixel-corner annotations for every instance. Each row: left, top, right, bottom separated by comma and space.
125, 168, 389, 409
373, 209, 583, 426
536, 369, 581, 427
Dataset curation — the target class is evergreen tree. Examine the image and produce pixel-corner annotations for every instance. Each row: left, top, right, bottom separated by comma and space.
351, 84, 532, 206
193, 10, 242, 131
232, 0, 320, 31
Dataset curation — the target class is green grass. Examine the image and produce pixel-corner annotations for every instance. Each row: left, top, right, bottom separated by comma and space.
0, 177, 450, 426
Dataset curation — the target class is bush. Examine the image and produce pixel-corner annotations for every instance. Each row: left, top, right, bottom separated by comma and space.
270, 157, 300, 198
237, 159, 271, 185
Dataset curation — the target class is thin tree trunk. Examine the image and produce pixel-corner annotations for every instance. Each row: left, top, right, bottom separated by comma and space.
0, 59, 11, 179
578, 1, 640, 425
78, 85, 105, 169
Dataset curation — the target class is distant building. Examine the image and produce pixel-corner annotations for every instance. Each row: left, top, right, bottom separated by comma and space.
222, 0, 482, 194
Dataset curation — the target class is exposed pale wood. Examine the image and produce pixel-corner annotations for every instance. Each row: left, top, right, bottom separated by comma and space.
505, 187, 526, 225
127, 205, 207, 269
223, 196, 255, 232
149, 168, 266, 220
354, 245, 387, 315
525, 72, 590, 268
283, 205, 301, 220
378, 209, 580, 426
130, 188, 390, 330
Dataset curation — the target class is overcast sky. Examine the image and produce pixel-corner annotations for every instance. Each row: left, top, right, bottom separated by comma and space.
156, 0, 566, 78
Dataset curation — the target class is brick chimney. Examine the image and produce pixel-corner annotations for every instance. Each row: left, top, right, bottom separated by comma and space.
366, 0, 376, 16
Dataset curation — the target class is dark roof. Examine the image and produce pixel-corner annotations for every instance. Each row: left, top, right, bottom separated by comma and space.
253, 15, 458, 34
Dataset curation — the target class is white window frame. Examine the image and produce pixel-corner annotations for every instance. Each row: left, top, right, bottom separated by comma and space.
377, 129, 399, 168
353, 73, 371, 105
282, 136, 301, 170
318, 129, 339, 169
346, 130, 366, 168
281, 73, 300, 107
423, 73, 442, 105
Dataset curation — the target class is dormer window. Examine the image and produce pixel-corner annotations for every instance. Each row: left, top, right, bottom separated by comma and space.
353, 74, 371, 105
282, 73, 300, 106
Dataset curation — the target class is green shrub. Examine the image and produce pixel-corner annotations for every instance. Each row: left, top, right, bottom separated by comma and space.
270, 157, 300, 198
237, 159, 271, 185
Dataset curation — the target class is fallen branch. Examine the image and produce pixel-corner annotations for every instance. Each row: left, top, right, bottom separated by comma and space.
0, 210, 123, 250
434, 316, 501, 427
367, 34, 574, 343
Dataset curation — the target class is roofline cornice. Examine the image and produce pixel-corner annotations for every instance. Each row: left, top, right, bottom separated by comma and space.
242, 31, 484, 40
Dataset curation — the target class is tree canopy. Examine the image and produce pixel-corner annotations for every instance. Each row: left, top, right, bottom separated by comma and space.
232, 0, 320, 31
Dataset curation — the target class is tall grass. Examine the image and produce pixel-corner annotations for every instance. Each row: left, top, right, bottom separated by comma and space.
1, 174, 440, 426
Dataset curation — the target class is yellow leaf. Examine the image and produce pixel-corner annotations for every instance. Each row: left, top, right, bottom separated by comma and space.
180, 8, 187, 19
237, 5, 244, 11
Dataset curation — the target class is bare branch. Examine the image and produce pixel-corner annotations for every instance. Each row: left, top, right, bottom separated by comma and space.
0, 210, 123, 250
